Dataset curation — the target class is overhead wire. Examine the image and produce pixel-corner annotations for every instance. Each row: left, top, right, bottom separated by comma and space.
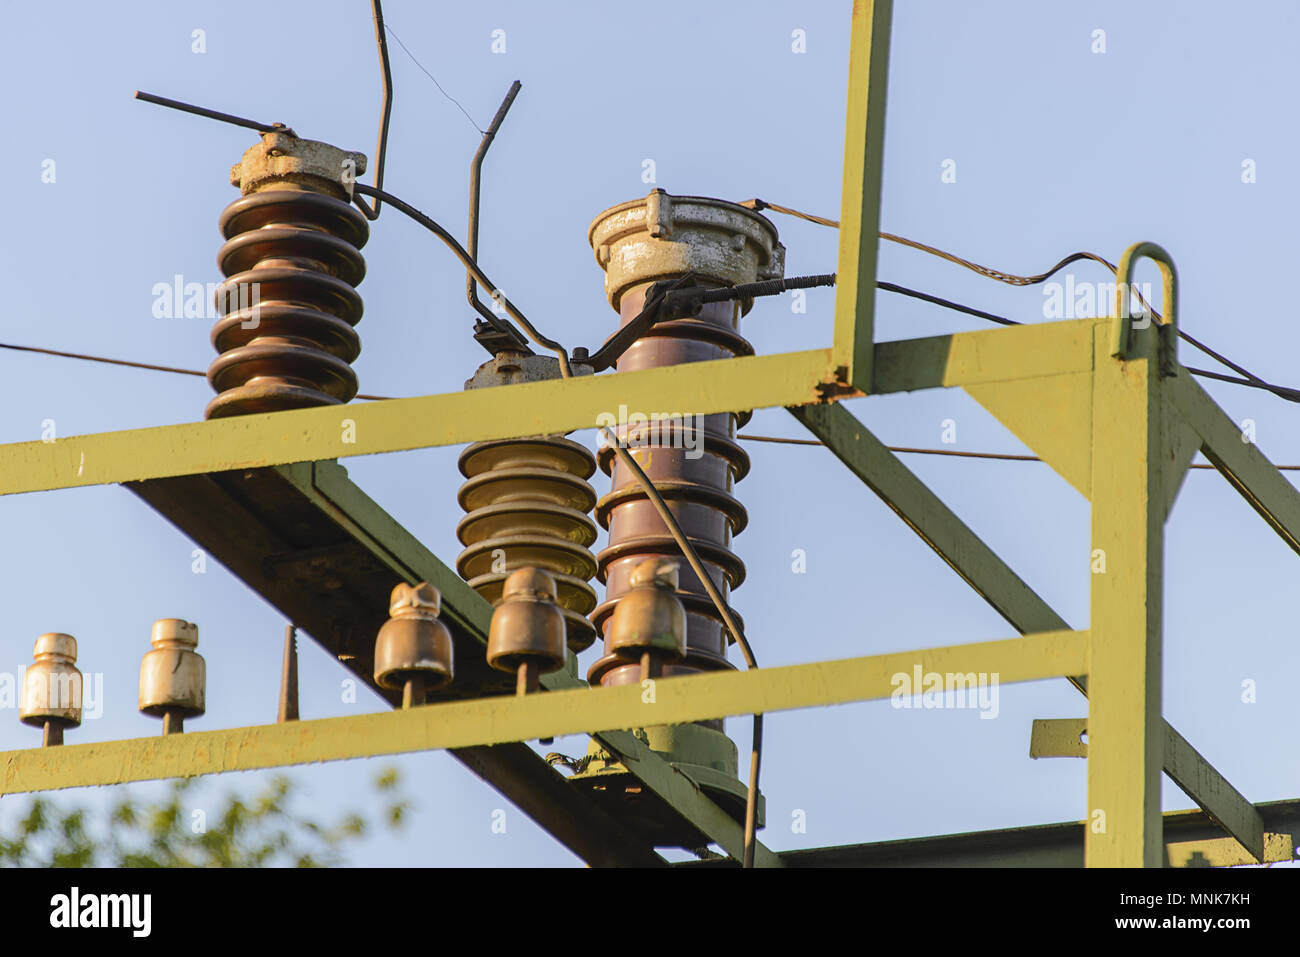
6, 336, 1296, 474
736, 431, 1300, 471
382, 20, 485, 134
742, 198, 1300, 404
0, 343, 390, 402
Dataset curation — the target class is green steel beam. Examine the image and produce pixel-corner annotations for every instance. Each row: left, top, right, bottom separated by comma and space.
279, 461, 783, 863
127, 460, 780, 864
1160, 727, 1264, 861
595, 729, 784, 868
1170, 373, 1300, 556
0, 631, 1087, 795
127, 461, 665, 867
679, 800, 1300, 868
789, 399, 1267, 864
832, 0, 891, 390
1027, 718, 1265, 863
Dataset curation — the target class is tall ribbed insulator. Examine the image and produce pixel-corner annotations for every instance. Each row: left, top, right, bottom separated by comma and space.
456, 437, 599, 653
206, 132, 370, 420
586, 190, 784, 708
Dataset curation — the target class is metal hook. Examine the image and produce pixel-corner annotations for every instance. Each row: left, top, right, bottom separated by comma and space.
1111, 241, 1178, 376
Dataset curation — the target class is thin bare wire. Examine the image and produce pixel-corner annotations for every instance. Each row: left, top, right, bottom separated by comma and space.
736, 432, 1300, 470
383, 21, 484, 134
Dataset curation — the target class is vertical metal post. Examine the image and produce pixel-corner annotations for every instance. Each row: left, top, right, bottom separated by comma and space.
1086, 322, 1165, 867
832, 0, 892, 390
278, 625, 300, 723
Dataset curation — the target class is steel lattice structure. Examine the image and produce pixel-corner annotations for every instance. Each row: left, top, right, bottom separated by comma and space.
2, 1, 1298, 868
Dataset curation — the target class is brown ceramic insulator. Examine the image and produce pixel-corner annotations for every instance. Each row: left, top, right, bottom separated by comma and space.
374, 582, 454, 699
456, 436, 600, 652
486, 567, 567, 677
206, 188, 369, 419
587, 287, 752, 713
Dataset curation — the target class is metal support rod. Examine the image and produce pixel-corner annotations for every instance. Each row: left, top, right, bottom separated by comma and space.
466, 81, 530, 353
133, 90, 287, 135
402, 674, 426, 709
278, 625, 300, 722
161, 710, 184, 735
353, 0, 393, 220
516, 660, 539, 696
42, 721, 63, 748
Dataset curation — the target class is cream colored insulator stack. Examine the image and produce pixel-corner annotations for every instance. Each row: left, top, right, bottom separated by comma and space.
139, 618, 206, 735
20, 633, 83, 746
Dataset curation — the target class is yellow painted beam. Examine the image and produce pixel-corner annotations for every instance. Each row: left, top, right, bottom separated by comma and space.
0, 349, 833, 497
0, 632, 1087, 796
1166, 834, 1293, 868
1086, 323, 1165, 867
871, 319, 1093, 396
965, 372, 1093, 498
0, 321, 1105, 501
833, 0, 892, 390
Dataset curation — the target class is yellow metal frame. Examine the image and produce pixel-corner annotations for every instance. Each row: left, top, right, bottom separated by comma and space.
0, 0, 1294, 867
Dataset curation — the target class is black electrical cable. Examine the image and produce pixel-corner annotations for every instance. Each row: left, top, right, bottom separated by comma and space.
751, 197, 1300, 404
352, 182, 569, 375
878, 282, 1020, 327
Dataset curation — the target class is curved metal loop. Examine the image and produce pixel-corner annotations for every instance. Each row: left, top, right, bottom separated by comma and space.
1111, 241, 1178, 374
353, 0, 393, 222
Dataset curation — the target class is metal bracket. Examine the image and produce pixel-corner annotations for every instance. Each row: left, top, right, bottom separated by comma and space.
1029, 717, 1088, 758
1167, 833, 1294, 868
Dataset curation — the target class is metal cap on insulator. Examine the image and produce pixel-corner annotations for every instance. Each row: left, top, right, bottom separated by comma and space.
487, 567, 567, 694
588, 188, 785, 312
139, 619, 206, 735
605, 558, 687, 676
230, 130, 367, 200
374, 582, 454, 707
20, 633, 83, 745
207, 130, 370, 421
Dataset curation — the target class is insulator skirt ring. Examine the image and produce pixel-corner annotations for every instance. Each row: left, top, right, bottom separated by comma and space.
206, 189, 368, 420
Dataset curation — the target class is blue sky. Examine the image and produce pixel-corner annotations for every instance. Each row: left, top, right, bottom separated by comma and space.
1, 0, 1297, 866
